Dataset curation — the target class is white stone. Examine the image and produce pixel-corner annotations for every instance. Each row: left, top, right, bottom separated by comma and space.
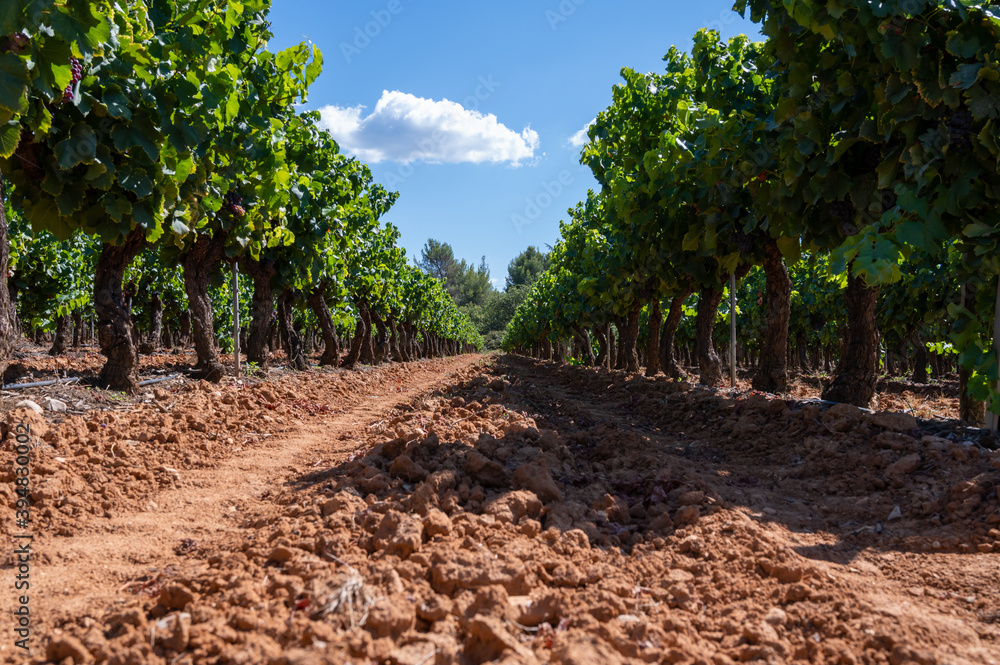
887, 506, 903, 521
43, 397, 68, 412
14, 400, 43, 414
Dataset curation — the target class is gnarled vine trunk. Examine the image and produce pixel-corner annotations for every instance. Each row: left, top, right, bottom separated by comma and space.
244, 257, 276, 367
607, 324, 617, 369
95, 228, 147, 392
387, 316, 402, 361
621, 304, 642, 373
644, 299, 662, 377
369, 306, 390, 364
178, 309, 191, 348
49, 313, 71, 355
575, 326, 595, 366
696, 286, 725, 387
613, 318, 626, 369
593, 324, 609, 368
821, 267, 880, 407
147, 293, 163, 350
72, 311, 83, 348
753, 239, 792, 392
277, 289, 309, 371
342, 303, 368, 369
358, 301, 377, 365
660, 288, 691, 380
408, 324, 418, 360
392, 319, 410, 363
308, 285, 340, 366
180, 233, 226, 382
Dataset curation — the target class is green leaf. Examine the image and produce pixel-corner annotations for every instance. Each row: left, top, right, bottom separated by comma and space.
949, 63, 983, 90
876, 146, 903, 189
49, 9, 111, 57
170, 218, 190, 236
0, 2, 21, 36
682, 227, 701, 252
0, 52, 30, 114
54, 122, 98, 170
945, 31, 980, 59
102, 194, 132, 222
774, 97, 798, 124
55, 177, 88, 216
963, 221, 996, 238
103, 91, 133, 120
776, 236, 801, 264
111, 116, 160, 161
225, 92, 240, 124
119, 164, 153, 199
132, 201, 160, 235
0, 120, 19, 158
26, 198, 72, 239
49, 61, 72, 94
305, 45, 324, 86
172, 155, 195, 184
224, 1, 244, 29
966, 85, 999, 120
895, 218, 947, 253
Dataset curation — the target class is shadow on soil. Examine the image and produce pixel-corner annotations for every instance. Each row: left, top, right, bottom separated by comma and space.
287, 354, 1000, 568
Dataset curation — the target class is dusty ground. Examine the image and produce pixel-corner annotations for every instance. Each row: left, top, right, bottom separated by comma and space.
672, 365, 961, 422
1, 353, 999, 665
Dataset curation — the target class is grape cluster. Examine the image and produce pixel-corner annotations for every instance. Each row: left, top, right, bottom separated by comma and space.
733, 230, 754, 254
828, 200, 858, 235
1, 32, 29, 54
948, 108, 974, 152
225, 191, 246, 218
62, 57, 83, 103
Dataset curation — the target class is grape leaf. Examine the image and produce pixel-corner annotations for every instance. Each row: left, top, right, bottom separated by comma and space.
118, 164, 153, 198
0, 119, 20, 158
111, 117, 160, 161
54, 122, 98, 170
49, 9, 111, 58
0, 52, 30, 114
949, 63, 983, 89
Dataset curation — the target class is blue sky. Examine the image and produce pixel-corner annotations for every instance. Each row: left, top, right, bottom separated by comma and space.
268, 1, 761, 288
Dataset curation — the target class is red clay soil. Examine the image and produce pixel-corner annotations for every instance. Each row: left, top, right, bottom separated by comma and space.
1, 354, 998, 665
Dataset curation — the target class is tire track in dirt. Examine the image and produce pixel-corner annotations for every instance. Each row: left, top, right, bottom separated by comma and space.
1, 355, 484, 660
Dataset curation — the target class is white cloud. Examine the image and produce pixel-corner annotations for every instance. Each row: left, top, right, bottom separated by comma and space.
569, 119, 596, 148
317, 90, 539, 166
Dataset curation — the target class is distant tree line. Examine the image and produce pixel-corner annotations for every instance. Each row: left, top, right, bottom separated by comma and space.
416, 240, 549, 348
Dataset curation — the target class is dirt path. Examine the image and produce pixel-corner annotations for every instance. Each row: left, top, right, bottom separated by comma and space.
1, 355, 484, 664
3, 354, 999, 665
